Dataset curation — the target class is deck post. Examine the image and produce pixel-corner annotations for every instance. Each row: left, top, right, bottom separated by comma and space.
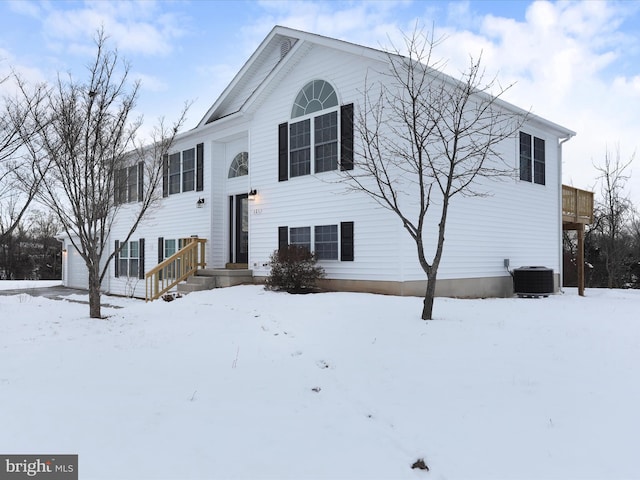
577, 224, 585, 296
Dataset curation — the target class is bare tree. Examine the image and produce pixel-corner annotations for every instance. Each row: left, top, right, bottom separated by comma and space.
629, 213, 640, 287
0, 75, 49, 246
344, 28, 524, 320
590, 146, 635, 288
19, 30, 188, 318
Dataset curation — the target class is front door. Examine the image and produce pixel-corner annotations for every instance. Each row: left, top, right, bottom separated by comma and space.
230, 194, 248, 264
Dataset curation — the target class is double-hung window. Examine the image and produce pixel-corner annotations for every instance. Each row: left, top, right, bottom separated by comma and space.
314, 225, 338, 260
290, 120, 311, 177
115, 162, 143, 204
164, 239, 177, 259
182, 148, 195, 192
156, 237, 186, 280
163, 144, 204, 196
168, 152, 181, 194
169, 148, 195, 195
314, 112, 338, 173
127, 165, 138, 201
520, 132, 546, 185
290, 227, 311, 251
118, 241, 138, 277
162, 238, 181, 279
115, 239, 145, 279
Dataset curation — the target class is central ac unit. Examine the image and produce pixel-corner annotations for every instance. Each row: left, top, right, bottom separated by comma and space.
513, 266, 554, 297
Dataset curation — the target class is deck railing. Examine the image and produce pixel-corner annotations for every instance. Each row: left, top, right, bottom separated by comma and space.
562, 185, 594, 224
145, 237, 207, 302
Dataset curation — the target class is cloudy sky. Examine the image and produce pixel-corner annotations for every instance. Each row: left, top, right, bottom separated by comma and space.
1, 0, 639, 204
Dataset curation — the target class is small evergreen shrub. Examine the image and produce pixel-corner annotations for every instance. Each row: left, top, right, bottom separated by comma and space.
265, 245, 325, 293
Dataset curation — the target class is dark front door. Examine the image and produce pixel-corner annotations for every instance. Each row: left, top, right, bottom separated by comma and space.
230, 194, 248, 264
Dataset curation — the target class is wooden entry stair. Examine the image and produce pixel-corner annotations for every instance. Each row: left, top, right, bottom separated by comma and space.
144, 238, 253, 301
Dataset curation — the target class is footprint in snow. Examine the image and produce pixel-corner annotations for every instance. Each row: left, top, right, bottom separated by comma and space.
316, 360, 330, 369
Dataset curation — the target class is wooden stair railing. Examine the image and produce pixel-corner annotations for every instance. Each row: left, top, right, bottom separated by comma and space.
145, 237, 207, 302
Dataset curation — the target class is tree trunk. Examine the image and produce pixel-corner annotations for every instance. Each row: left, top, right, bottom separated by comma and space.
88, 262, 102, 319
421, 272, 437, 320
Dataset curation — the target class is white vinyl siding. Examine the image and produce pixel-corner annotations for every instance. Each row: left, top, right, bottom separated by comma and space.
85, 31, 570, 299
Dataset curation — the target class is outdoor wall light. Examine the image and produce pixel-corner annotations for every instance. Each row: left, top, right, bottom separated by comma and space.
196, 197, 205, 208
248, 189, 258, 198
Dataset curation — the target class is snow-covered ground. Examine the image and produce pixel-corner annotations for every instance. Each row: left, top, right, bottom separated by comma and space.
0, 280, 62, 290
1, 283, 639, 479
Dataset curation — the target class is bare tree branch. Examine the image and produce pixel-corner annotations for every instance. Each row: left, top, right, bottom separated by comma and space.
17, 28, 189, 318
342, 26, 525, 319
590, 145, 635, 288
0, 73, 51, 244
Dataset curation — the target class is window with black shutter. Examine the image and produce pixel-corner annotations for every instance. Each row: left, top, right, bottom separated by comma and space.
162, 146, 204, 195
520, 132, 545, 185
279, 80, 353, 180
277, 222, 354, 261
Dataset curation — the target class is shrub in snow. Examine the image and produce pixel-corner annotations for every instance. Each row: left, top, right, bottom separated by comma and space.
265, 246, 325, 294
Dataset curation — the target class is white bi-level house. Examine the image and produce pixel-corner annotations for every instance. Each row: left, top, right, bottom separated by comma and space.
61, 25, 590, 300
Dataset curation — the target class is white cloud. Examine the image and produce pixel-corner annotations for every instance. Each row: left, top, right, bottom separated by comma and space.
6, 0, 40, 18
0, 47, 47, 97
244, 0, 640, 203
419, 1, 640, 202
132, 72, 168, 93
37, 0, 186, 57
4, 0, 640, 205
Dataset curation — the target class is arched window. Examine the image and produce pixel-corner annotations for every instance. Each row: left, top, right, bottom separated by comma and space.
291, 80, 338, 118
228, 152, 248, 178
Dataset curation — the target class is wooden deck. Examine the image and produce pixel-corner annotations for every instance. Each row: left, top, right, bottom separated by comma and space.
562, 185, 594, 226
562, 185, 594, 296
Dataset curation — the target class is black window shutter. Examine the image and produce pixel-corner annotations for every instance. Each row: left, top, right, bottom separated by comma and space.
157, 237, 164, 263
138, 238, 145, 279
162, 153, 169, 197
278, 226, 288, 251
278, 122, 288, 181
137, 162, 144, 202
114, 169, 120, 205
340, 103, 354, 171
196, 143, 204, 191
340, 221, 354, 261
114, 240, 120, 277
